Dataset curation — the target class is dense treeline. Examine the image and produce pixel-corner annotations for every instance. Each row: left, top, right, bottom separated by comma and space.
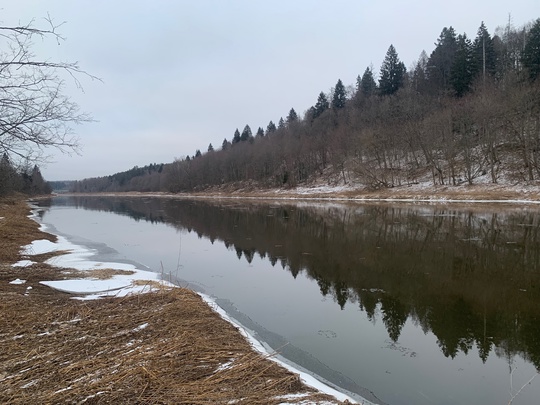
0, 154, 51, 196
70, 163, 164, 193
73, 18, 540, 193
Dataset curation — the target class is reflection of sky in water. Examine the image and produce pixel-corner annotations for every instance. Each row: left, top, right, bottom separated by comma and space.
40, 201, 540, 405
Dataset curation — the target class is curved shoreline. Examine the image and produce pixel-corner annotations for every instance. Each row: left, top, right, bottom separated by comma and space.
2, 198, 366, 404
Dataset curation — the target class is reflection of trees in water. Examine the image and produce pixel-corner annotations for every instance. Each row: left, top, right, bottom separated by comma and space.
56, 196, 540, 369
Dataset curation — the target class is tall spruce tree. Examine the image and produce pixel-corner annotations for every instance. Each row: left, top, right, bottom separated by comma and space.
256, 127, 265, 137
360, 66, 377, 96
451, 34, 474, 97
240, 125, 252, 142
472, 22, 497, 81
427, 27, 458, 93
523, 18, 540, 81
313, 92, 329, 119
332, 79, 347, 109
232, 128, 241, 144
222, 138, 230, 150
287, 108, 298, 124
379, 45, 406, 95
266, 121, 277, 134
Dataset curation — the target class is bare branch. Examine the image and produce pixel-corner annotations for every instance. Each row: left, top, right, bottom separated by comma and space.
0, 16, 98, 164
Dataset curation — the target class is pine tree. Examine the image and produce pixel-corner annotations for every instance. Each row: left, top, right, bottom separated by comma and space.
195, 149, 202, 157
427, 27, 458, 93
523, 18, 540, 81
379, 45, 406, 95
332, 79, 347, 109
287, 108, 298, 124
266, 121, 276, 134
278, 117, 285, 130
240, 125, 252, 142
256, 127, 265, 137
232, 128, 241, 144
313, 92, 329, 119
207, 143, 214, 152
360, 67, 377, 96
472, 22, 497, 81
451, 34, 474, 97
222, 138, 231, 150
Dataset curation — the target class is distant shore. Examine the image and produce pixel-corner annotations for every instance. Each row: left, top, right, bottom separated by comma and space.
55, 182, 540, 205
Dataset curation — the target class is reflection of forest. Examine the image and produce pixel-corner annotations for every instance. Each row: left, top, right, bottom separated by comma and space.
52, 196, 540, 369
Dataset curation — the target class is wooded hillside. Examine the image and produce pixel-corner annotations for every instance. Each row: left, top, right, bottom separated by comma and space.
71, 18, 540, 194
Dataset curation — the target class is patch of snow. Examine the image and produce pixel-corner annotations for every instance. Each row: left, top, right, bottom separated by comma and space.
12, 260, 35, 267
215, 359, 235, 373
26, 233, 174, 299
21, 239, 59, 255
40, 278, 131, 294
133, 323, 149, 332
9, 278, 26, 285
54, 386, 72, 394
21, 379, 38, 389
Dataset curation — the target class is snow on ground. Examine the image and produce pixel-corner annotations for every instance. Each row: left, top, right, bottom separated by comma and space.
12, 260, 35, 267
19, 231, 173, 299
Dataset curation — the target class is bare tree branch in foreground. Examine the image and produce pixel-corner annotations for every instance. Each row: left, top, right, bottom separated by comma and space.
0, 15, 99, 164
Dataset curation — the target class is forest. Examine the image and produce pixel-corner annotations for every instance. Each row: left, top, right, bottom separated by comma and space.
70, 17, 540, 194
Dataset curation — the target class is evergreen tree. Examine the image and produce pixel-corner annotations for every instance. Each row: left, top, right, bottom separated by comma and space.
256, 127, 265, 137
266, 121, 276, 134
427, 27, 458, 93
523, 18, 540, 81
222, 138, 230, 150
287, 108, 298, 124
232, 128, 241, 144
195, 149, 202, 157
207, 143, 214, 152
313, 92, 329, 119
0, 153, 20, 196
360, 66, 377, 96
451, 34, 474, 97
356, 74, 362, 91
278, 117, 285, 130
240, 125, 252, 142
379, 45, 406, 95
472, 22, 497, 81
332, 79, 347, 109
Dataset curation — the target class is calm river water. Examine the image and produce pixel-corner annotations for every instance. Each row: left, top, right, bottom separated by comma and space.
36, 196, 540, 405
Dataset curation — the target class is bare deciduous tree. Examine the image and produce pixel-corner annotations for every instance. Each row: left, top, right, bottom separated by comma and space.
0, 16, 97, 164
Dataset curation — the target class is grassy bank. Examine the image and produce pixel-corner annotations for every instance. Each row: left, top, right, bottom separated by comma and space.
0, 197, 349, 404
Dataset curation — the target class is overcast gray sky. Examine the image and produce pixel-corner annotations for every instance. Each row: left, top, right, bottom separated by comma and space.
2, 1, 539, 180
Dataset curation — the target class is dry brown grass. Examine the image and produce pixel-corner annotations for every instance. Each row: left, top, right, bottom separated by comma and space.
0, 195, 56, 263
0, 197, 348, 404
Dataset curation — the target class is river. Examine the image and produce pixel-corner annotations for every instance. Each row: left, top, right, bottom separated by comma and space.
35, 195, 540, 405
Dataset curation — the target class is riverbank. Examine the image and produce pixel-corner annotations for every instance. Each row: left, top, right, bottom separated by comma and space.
0, 196, 356, 404
64, 181, 540, 204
